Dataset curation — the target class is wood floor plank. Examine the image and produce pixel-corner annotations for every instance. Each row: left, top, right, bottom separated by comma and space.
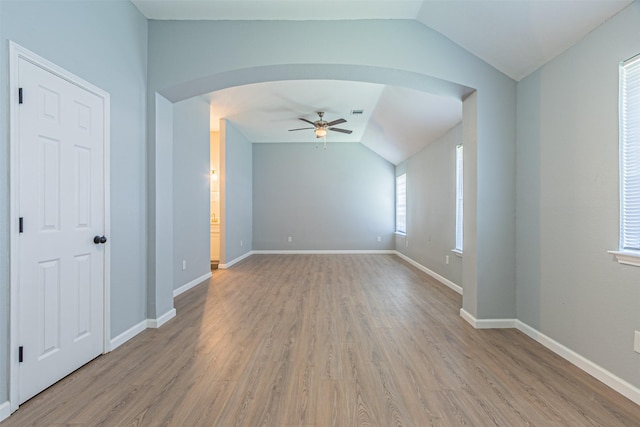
3, 254, 640, 426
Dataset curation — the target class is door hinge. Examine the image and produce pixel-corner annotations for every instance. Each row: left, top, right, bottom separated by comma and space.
19, 217, 23, 233
18, 346, 23, 363
18, 88, 23, 104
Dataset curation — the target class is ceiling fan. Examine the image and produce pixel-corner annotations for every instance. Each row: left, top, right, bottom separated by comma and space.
288, 112, 352, 148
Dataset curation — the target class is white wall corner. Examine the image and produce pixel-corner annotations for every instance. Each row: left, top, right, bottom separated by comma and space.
516, 321, 640, 406
394, 251, 463, 295
459, 308, 517, 329
108, 319, 147, 352
174, 272, 212, 298
147, 308, 176, 329
0, 401, 10, 423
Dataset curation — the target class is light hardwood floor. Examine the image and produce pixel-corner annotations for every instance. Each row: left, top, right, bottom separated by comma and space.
4, 254, 640, 426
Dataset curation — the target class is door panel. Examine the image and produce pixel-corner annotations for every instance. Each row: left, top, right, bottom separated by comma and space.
18, 57, 105, 403
38, 259, 61, 359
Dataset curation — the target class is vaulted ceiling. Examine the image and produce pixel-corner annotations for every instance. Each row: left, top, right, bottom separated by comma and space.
132, 0, 633, 164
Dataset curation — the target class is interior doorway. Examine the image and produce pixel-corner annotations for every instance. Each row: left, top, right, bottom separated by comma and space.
210, 131, 221, 269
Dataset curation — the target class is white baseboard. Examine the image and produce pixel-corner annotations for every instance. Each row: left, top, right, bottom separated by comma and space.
109, 307, 180, 351
459, 308, 517, 329
0, 401, 10, 423
516, 320, 640, 406
147, 308, 176, 329
459, 308, 476, 327
219, 250, 253, 269
174, 272, 212, 297
459, 309, 640, 405
220, 249, 397, 269
109, 319, 147, 351
394, 251, 463, 295
252, 249, 396, 255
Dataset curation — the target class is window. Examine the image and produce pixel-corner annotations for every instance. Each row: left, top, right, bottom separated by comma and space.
613, 54, 640, 266
455, 145, 463, 253
396, 174, 406, 234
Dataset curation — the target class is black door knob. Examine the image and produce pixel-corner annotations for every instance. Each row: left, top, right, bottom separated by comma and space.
93, 235, 107, 244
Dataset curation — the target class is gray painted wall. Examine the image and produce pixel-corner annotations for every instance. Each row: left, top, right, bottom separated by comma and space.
0, 1, 148, 403
253, 143, 395, 250
222, 121, 253, 263
516, 2, 640, 387
173, 98, 211, 289
515, 74, 541, 329
147, 18, 517, 321
462, 93, 479, 317
396, 124, 462, 286
150, 94, 174, 320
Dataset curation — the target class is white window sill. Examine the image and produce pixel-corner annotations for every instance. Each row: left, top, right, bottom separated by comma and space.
451, 249, 463, 257
608, 250, 640, 267
394, 232, 407, 236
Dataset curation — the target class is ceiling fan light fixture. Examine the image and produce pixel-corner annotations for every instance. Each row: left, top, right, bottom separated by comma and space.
289, 112, 352, 145
315, 127, 327, 138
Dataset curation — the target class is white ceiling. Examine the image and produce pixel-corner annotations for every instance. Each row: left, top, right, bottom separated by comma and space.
133, 0, 633, 164
132, 0, 633, 81
208, 80, 462, 164
415, 0, 633, 81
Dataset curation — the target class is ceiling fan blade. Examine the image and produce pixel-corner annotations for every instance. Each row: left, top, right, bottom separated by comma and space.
326, 118, 346, 126
298, 118, 316, 125
329, 127, 353, 134
289, 127, 315, 131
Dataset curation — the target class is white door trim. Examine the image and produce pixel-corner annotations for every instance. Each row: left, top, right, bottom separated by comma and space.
8, 41, 111, 412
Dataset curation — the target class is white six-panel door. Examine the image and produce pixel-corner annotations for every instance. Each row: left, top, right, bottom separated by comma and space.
16, 55, 106, 404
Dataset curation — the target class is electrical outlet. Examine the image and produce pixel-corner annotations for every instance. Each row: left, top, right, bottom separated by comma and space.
240, 240, 243, 247
405, 239, 409, 247
446, 255, 450, 265
182, 260, 187, 271
635, 331, 640, 354
377, 236, 381, 242
287, 236, 292, 243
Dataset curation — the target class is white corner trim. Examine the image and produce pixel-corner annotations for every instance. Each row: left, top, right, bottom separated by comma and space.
459, 308, 517, 329
219, 250, 253, 269
516, 320, 640, 406
252, 249, 396, 255
173, 271, 212, 298
608, 250, 640, 267
108, 319, 147, 352
110, 306, 182, 351
147, 308, 176, 329
460, 308, 476, 327
0, 401, 10, 423
394, 251, 463, 295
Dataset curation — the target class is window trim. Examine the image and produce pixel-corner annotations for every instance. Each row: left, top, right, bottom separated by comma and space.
609, 250, 640, 267
395, 173, 406, 235
613, 53, 640, 266
454, 144, 463, 254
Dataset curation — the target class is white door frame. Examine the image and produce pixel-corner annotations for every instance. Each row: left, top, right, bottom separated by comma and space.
8, 41, 111, 412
